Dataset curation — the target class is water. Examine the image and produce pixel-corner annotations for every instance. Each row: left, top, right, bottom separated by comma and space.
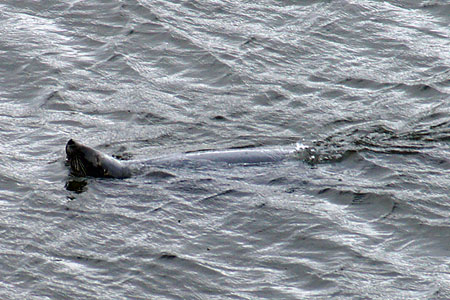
0, 0, 449, 299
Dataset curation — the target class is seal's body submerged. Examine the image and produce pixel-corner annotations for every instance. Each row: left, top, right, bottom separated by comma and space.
66, 139, 296, 178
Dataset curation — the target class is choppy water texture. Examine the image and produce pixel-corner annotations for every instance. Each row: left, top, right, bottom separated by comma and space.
0, 0, 449, 299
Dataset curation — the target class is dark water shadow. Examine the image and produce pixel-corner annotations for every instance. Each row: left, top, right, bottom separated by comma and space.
65, 178, 88, 194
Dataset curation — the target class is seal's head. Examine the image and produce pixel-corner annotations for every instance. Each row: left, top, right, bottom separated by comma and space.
66, 139, 130, 178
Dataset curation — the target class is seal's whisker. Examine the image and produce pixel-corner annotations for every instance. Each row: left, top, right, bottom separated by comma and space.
71, 157, 78, 173
78, 157, 87, 176
72, 155, 86, 176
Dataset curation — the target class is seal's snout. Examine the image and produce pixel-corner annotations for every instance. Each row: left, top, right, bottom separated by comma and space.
66, 139, 77, 156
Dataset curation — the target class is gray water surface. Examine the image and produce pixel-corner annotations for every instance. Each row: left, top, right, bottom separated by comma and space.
0, 0, 449, 299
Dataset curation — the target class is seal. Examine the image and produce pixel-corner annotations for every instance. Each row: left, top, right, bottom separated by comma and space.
66, 139, 132, 178
66, 139, 297, 178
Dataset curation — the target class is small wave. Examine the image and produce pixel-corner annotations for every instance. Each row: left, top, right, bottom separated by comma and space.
316, 188, 396, 221
297, 113, 450, 164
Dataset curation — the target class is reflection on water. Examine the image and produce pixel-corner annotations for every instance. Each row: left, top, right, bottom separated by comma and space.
65, 178, 88, 194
